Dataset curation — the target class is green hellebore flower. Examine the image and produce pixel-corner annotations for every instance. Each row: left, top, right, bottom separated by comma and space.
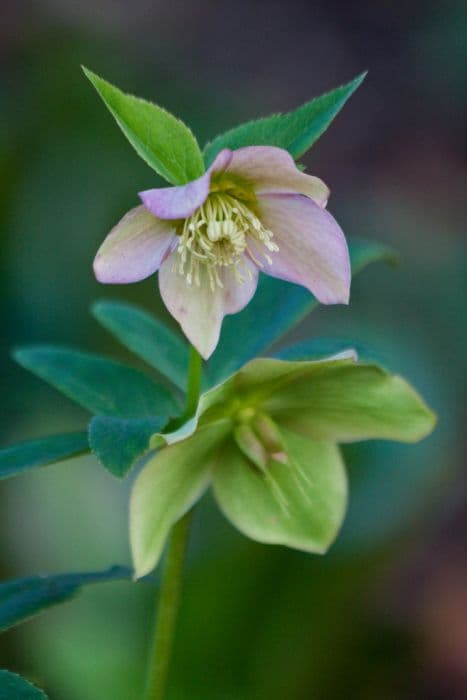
130, 354, 436, 578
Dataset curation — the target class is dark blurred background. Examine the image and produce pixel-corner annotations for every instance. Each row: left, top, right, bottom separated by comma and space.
1, 1, 466, 698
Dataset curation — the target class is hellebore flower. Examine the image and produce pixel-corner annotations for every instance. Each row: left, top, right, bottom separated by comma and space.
94, 147, 350, 358
130, 354, 436, 578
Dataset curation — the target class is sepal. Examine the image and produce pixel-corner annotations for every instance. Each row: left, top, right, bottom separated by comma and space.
130, 422, 230, 578
213, 430, 347, 554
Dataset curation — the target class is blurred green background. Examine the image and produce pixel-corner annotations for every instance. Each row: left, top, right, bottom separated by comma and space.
1, 2, 466, 698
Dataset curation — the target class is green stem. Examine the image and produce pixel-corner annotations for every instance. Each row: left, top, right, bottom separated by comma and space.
143, 345, 202, 700
184, 346, 202, 419
143, 511, 192, 700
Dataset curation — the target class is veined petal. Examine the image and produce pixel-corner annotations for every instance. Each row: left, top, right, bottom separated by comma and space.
226, 146, 329, 206
196, 356, 436, 445
261, 360, 437, 444
221, 257, 260, 314
94, 206, 175, 284
139, 149, 232, 220
212, 429, 347, 554
158, 253, 258, 359
258, 193, 350, 304
130, 422, 229, 578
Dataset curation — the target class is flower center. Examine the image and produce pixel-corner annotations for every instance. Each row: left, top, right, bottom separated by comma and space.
175, 192, 278, 290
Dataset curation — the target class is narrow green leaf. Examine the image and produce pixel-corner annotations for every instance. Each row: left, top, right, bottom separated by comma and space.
273, 338, 383, 364
0, 670, 48, 699
204, 73, 366, 166
205, 238, 397, 387
0, 566, 131, 633
13, 346, 180, 418
89, 415, 166, 478
130, 423, 229, 577
0, 432, 89, 480
83, 67, 205, 185
212, 430, 347, 554
92, 300, 189, 391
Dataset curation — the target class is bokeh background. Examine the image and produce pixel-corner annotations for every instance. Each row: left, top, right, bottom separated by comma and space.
1, 2, 466, 698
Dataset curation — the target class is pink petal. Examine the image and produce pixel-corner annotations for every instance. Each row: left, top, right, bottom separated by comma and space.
226, 146, 330, 207
257, 193, 350, 304
159, 254, 258, 359
139, 149, 232, 220
94, 206, 176, 284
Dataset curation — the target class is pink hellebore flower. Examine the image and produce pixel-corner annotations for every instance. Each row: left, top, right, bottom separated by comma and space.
94, 146, 350, 359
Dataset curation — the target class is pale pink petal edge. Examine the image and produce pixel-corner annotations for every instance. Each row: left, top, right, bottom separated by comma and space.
94, 205, 176, 284
139, 149, 232, 220
257, 193, 351, 305
226, 145, 330, 207
158, 252, 258, 358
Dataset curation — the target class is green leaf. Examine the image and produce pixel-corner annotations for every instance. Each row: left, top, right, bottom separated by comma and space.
204, 73, 366, 166
0, 670, 48, 699
83, 67, 205, 185
205, 238, 397, 387
13, 346, 180, 418
92, 300, 189, 391
89, 415, 166, 478
0, 432, 89, 480
130, 423, 229, 577
273, 338, 383, 364
0, 566, 132, 633
212, 430, 347, 554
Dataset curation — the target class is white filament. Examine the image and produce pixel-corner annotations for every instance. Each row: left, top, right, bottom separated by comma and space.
176, 192, 279, 291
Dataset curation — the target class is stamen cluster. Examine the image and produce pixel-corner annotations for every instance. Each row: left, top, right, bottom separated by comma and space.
176, 192, 279, 290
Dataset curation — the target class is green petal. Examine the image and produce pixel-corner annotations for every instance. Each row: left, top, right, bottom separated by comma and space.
130, 423, 229, 578
212, 429, 347, 554
199, 356, 351, 426
199, 357, 436, 444
262, 360, 436, 443
83, 67, 204, 184
272, 337, 379, 363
